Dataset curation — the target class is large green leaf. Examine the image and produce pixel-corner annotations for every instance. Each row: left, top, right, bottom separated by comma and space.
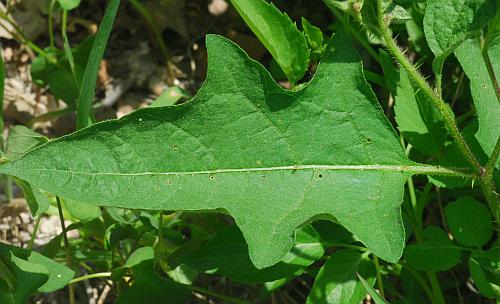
307, 249, 375, 304
1, 31, 458, 268
455, 37, 500, 166
229, 0, 309, 84
424, 0, 496, 69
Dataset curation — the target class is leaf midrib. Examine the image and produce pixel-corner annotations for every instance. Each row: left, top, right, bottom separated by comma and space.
14, 164, 471, 177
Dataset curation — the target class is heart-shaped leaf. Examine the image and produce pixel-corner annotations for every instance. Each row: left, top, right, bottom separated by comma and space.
444, 197, 493, 247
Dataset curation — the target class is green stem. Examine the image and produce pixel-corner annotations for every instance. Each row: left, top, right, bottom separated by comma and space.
406, 176, 445, 304
330, 243, 368, 252
188, 285, 250, 304
127, 0, 170, 62
482, 137, 500, 223
373, 255, 385, 298
485, 136, 500, 178
0, 47, 4, 152
427, 273, 446, 304
62, 10, 80, 91
56, 196, 75, 304
28, 216, 42, 253
5, 176, 13, 202
407, 177, 424, 241
0, 48, 9, 204
397, 263, 436, 303
48, 0, 56, 49
69, 272, 112, 285
375, 0, 483, 176
481, 37, 500, 104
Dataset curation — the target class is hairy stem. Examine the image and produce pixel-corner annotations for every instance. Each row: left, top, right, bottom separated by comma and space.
375, 1, 482, 175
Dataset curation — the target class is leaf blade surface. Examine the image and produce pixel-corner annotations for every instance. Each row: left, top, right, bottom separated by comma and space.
1, 32, 415, 268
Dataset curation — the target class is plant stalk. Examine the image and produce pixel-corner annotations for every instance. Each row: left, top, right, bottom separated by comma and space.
373, 255, 385, 298
481, 37, 500, 103
69, 272, 112, 285
406, 176, 446, 304
188, 285, 251, 304
56, 196, 75, 304
27, 216, 42, 253
375, 0, 483, 176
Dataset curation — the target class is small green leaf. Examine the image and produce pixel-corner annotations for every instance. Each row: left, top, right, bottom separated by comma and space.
307, 249, 375, 304
444, 197, 493, 247
0, 242, 74, 298
469, 248, 500, 298
114, 247, 191, 304
62, 197, 101, 221
12, 178, 49, 217
229, 0, 310, 84
5, 126, 48, 161
301, 18, 324, 57
455, 37, 500, 167
404, 226, 461, 271
381, 0, 411, 24
0, 253, 48, 304
4, 126, 50, 216
424, 0, 496, 71
358, 0, 410, 40
57, 0, 81, 10
31, 38, 94, 108
378, 49, 400, 96
181, 225, 323, 283
357, 273, 389, 304
150, 87, 191, 107
104, 224, 137, 251
27, 252, 75, 293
